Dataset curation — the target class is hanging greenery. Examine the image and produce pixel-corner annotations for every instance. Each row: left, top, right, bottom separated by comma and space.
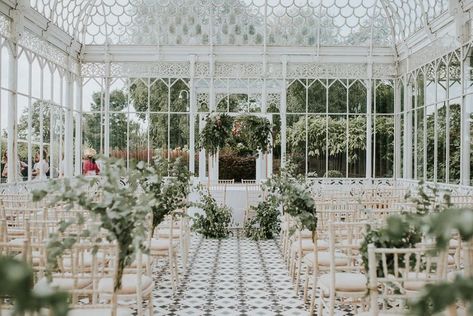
192, 189, 232, 239
198, 113, 272, 156
197, 113, 234, 156
136, 156, 191, 234
33, 159, 149, 293
233, 115, 272, 155
244, 198, 281, 240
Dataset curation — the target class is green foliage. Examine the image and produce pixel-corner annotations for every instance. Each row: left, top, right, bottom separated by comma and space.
409, 275, 473, 316
263, 162, 317, 233
192, 190, 232, 239
324, 170, 344, 178
360, 216, 422, 276
198, 113, 234, 156
244, 198, 281, 240
33, 159, 149, 293
136, 156, 191, 234
0, 256, 69, 316
233, 115, 272, 155
405, 181, 452, 216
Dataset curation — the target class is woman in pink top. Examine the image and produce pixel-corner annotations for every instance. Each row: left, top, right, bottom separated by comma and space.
82, 148, 100, 176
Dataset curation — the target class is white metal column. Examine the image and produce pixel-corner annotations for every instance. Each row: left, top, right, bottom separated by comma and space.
103, 59, 111, 157
64, 64, 74, 178
394, 79, 402, 179
365, 79, 373, 178
189, 55, 196, 175
7, 41, 17, 183
280, 56, 287, 169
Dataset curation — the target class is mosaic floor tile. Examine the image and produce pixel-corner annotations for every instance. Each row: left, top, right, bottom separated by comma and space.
151, 231, 353, 315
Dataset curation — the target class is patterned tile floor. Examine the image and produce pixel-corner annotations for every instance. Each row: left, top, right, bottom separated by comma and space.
151, 231, 352, 316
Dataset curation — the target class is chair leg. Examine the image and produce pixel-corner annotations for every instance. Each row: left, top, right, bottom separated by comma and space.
295, 256, 302, 293
303, 265, 310, 303
310, 278, 318, 315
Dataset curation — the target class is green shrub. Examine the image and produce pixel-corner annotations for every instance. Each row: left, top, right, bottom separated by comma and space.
244, 199, 281, 240
324, 170, 344, 177
192, 191, 232, 239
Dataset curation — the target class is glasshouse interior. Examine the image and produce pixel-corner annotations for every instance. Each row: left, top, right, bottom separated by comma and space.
1, 0, 473, 315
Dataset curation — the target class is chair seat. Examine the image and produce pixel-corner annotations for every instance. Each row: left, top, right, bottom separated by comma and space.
35, 276, 91, 291
303, 251, 349, 267
291, 239, 329, 252
128, 254, 151, 268
98, 274, 153, 295
8, 238, 26, 246
156, 229, 181, 238
68, 307, 133, 316
449, 238, 459, 248
62, 253, 94, 268
149, 238, 178, 251
319, 272, 367, 294
447, 269, 464, 281
403, 272, 429, 291
299, 230, 313, 239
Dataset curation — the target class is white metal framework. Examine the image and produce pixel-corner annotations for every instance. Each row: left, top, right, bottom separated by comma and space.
0, 0, 471, 186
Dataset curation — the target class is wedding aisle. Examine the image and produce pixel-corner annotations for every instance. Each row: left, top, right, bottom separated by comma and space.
151, 232, 352, 316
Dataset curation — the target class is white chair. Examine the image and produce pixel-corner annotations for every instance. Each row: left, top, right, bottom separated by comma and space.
357, 244, 448, 315
315, 221, 368, 316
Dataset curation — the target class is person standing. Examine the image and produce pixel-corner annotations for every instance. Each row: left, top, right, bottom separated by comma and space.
82, 148, 100, 176
32, 150, 49, 180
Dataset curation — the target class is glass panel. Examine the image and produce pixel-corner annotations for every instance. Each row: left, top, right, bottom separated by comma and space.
426, 105, 435, 181
150, 79, 168, 112
83, 79, 103, 112
374, 115, 394, 177
17, 51, 29, 96
449, 53, 461, 99
272, 114, 281, 175
170, 79, 189, 112
169, 114, 189, 165
31, 58, 41, 99
128, 113, 148, 167
376, 80, 394, 113
348, 80, 366, 114
348, 115, 366, 177
109, 112, 128, 161
328, 80, 347, 114
308, 80, 326, 113
287, 80, 306, 113
286, 114, 306, 175
448, 99, 461, 184
149, 113, 168, 159
465, 48, 473, 95
424, 69, 435, 108
436, 102, 447, 183
83, 113, 103, 157
416, 107, 424, 180
437, 61, 447, 102
307, 115, 326, 178
328, 115, 347, 177
267, 93, 280, 113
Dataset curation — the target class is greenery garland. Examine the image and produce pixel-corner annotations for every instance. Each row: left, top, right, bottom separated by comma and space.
233, 115, 272, 155
33, 159, 149, 293
198, 113, 272, 156
198, 113, 233, 156
136, 156, 190, 234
